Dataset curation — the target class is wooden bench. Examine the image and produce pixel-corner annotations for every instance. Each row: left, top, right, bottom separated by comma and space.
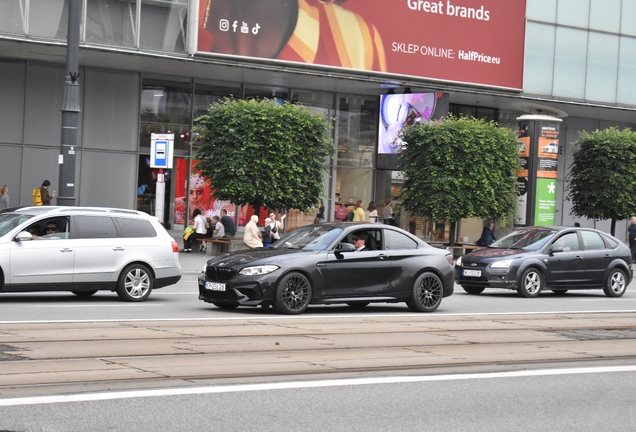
197, 238, 231, 255
197, 238, 246, 256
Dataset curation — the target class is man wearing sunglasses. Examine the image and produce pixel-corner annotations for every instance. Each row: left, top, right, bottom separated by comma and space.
43, 222, 60, 238
352, 232, 368, 252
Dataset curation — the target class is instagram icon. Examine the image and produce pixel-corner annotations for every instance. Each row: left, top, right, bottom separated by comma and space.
219, 19, 229, 31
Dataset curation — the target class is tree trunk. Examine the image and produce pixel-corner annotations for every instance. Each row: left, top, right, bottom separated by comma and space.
611, 218, 616, 236
449, 220, 457, 247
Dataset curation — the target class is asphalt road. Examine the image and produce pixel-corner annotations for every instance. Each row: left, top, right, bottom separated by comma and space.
1, 272, 636, 322
1, 255, 636, 432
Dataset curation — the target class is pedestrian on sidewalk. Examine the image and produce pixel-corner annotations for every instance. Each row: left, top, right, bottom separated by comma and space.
182, 209, 208, 253
0, 185, 9, 209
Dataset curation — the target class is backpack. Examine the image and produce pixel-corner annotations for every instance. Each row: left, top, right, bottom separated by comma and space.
32, 188, 43, 206
345, 211, 354, 221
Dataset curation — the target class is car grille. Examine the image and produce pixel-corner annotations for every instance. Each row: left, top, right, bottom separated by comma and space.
205, 266, 237, 281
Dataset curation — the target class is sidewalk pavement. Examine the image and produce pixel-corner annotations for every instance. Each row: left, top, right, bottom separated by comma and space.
168, 230, 214, 274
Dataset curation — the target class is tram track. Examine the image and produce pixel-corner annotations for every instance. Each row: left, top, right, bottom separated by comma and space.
1, 312, 636, 398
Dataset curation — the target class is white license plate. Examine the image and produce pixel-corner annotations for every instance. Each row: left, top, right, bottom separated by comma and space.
205, 282, 226, 291
462, 269, 482, 277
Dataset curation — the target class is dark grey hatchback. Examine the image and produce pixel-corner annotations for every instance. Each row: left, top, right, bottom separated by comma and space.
455, 226, 632, 298
198, 222, 454, 314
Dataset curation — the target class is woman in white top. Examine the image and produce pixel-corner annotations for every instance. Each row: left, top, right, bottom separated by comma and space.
366, 201, 378, 223
183, 209, 208, 252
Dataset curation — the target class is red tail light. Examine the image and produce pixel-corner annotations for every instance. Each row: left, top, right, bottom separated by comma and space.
171, 241, 179, 253
446, 254, 453, 266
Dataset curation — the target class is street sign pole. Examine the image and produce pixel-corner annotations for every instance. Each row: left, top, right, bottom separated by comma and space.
58, 0, 81, 206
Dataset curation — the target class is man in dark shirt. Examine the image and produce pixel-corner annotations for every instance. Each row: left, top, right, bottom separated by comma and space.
627, 216, 636, 263
220, 209, 236, 238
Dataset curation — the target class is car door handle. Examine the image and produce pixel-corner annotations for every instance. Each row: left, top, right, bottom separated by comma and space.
112, 247, 125, 252
575, 256, 583, 260
60, 248, 73, 253
378, 254, 389, 259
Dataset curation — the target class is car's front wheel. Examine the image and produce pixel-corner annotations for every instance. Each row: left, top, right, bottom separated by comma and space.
406, 272, 443, 312
462, 286, 485, 295
517, 268, 543, 298
273, 272, 312, 314
72, 290, 97, 298
116, 264, 153, 302
603, 268, 627, 298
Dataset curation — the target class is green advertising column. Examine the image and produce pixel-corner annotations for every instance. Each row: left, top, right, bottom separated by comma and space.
516, 115, 563, 227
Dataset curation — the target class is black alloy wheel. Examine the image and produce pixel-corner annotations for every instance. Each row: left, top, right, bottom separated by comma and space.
273, 272, 312, 314
406, 272, 443, 312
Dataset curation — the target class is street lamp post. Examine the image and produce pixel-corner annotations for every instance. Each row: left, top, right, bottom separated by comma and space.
58, 0, 82, 206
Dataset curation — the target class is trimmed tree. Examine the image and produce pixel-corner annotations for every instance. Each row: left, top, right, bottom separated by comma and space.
566, 127, 636, 236
399, 115, 520, 245
194, 98, 334, 213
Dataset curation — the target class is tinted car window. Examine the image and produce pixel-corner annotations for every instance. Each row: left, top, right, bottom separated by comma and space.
385, 229, 418, 250
581, 231, 606, 250
552, 232, 580, 251
0, 213, 37, 237
491, 229, 556, 250
603, 234, 619, 248
117, 218, 157, 238
75, 216, 117, 239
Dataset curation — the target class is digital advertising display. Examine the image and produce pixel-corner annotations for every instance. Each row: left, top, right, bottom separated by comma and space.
197, 0, 527, 89
378, 92, 442, 154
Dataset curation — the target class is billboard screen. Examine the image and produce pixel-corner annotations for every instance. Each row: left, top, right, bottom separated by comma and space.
378, 92, 442, 154
197, 0, 526, 89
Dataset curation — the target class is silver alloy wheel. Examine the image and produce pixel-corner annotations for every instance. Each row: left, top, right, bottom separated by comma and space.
517, 268, 543, 298
604, 269, 627, 297
117, 264, 153, 301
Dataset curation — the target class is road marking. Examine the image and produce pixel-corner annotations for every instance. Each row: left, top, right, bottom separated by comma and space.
1, 365, 636, 407
1, 309, 636, 324
26, 304, 163, 308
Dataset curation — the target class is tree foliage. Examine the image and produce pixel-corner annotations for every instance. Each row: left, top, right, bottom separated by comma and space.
566, 127, 636, 235
194, 98, 334, 211
399, 116, 519, 232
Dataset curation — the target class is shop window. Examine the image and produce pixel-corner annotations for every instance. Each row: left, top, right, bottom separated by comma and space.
139, 0, 187, 53
336, 96, 377, 168
85, 0, 137, 48
449, 104, 498, 123
140, 78, 192, 153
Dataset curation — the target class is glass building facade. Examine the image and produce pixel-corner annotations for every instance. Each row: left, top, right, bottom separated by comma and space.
1, 0, 635, 239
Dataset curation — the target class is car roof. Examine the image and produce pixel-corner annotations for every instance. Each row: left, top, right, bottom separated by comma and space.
5, 206, 151, 218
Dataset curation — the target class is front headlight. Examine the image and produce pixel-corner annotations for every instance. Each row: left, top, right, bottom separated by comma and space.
239, 265, 280, 276
455, 256, 462, 267
491, 260, 513, 268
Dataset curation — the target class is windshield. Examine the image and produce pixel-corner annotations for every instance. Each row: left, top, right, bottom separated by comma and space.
0, 213, 36, 237
490, 229, 557, 251
272, 225, 344, 251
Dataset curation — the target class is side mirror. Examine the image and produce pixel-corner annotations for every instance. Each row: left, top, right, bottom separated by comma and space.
551, 245, 564, 254
334, 242, 355, 258
15, 231, 33, 242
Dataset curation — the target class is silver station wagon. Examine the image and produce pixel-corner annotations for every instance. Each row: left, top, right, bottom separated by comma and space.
0, 207, 181, 301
